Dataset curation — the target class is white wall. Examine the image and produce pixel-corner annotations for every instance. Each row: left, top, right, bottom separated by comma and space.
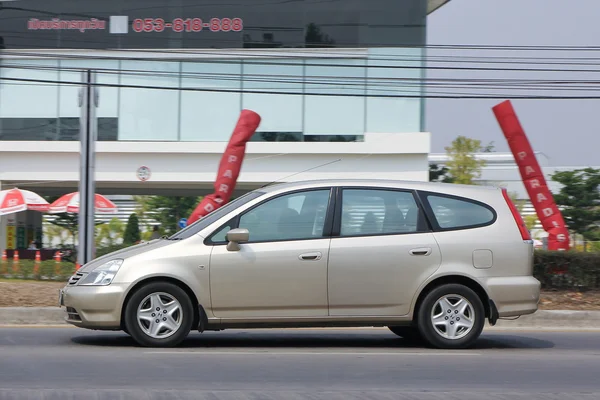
0, 132, 431, 191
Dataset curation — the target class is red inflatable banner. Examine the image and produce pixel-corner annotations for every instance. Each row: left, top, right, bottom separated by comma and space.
187, 109, 261, 225
492, 100, 570, 250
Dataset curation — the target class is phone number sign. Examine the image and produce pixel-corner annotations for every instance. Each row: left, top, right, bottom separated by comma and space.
132, 18, 243, 33
26, 16, 244, 35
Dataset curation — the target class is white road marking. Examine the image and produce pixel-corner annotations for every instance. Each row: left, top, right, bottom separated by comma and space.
144, 350, 481, 356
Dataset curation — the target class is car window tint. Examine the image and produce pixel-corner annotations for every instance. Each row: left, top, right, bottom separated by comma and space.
169, 190, 264, 240
341, 189, 420, 236
239, 189, 331, 242
427, 195, 494, 229
210, 221, 235, 243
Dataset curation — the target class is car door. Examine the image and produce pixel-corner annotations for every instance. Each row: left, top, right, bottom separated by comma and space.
208, 188, 334, 319
327, 187, 442, 317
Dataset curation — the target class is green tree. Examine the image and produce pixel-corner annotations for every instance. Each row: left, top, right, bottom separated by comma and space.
43, 224, 72, 247
123, 213, 141, 245
47, 213, 79, 245
95, 217, 124, 247
429, 164, 455, 183
444, 135, 488, 185
136, 195, 201, 235
507, 191, 526, 213
551, 168, 600, 250
481, 141, 495, 152
44, 195, 104, 245
524, 214, 538, 231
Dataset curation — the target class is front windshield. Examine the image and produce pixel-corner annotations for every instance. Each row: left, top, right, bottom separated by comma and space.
168, 190, 265, 240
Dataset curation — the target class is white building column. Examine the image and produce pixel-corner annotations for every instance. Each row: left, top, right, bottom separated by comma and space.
0, 181, 5, 255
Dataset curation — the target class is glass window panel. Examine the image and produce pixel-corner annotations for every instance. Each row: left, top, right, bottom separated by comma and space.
250, 132, 302, 142
180, 60, 241, 142
242, 59, 303, 133
341, 189, 422, 236
210, 221, 236, 243
0, 59, 59, 119
0, 118, 58, 141
304, 58, 365, 136
119, 60, 180, 141
239, 190, 331, 242
58, 59, 119, 119
427, 195, 495, 229
366, 48, 423, 133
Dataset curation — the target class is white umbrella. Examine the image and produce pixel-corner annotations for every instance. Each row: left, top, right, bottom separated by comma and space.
0, 188, 49, 216
48, 192, 118, 214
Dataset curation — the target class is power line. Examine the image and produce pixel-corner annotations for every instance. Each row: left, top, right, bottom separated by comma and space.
4, 62, 600, 92
4, 50, 600, 74
2, 65, 600, 98
2, 75, 600, 99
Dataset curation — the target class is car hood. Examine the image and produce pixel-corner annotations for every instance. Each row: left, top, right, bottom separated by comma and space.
79, 239, 175, 273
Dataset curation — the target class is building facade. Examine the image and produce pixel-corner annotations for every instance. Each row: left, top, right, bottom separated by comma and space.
0, 0, 442, 144
0, 0, 449, 252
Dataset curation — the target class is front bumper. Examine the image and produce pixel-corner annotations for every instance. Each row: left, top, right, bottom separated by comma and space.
59, 282, 129, 330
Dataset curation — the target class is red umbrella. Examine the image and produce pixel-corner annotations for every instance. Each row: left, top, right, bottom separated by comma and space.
48, 192, 118, 214
0, 188, 50, 215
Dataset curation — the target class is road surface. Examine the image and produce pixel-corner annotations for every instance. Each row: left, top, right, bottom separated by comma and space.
1, 327, 600, 399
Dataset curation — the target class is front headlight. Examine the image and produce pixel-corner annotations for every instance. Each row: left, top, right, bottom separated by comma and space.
79, 259, 124, 286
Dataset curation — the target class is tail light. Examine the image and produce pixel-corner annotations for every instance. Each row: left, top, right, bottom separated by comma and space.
501, 188, 532, 241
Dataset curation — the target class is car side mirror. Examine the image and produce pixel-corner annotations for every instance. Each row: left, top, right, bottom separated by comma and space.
226, 228, 249, 251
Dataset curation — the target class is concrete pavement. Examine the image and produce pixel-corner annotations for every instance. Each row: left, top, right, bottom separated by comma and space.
2, 307, 600, 330
1, 328, 600, 399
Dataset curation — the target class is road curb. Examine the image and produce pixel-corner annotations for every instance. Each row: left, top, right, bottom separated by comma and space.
1, 308, 600, 329
0, 307, 66, 325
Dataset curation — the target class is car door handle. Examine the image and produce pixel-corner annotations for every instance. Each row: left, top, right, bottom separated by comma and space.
409, 247, 432, 256
299, 252, 322, 261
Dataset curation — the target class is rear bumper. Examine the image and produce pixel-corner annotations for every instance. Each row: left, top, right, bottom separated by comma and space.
481, 275, 541, 318
60, 283, 128, 330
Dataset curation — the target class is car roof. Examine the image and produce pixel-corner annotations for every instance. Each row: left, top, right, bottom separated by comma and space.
256, 179, 501, 195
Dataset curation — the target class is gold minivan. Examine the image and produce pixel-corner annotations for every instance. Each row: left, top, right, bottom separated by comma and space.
59, 179, 540, 349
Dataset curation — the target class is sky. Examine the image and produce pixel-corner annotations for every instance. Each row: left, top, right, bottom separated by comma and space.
425, 0, 600, 167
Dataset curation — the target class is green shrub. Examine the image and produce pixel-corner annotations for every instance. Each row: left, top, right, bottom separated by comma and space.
0, 259, 76, 281
534, 250, 600, 290
123, 213, 141, 245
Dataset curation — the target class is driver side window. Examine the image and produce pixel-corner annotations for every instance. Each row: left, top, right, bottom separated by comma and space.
238, 189, 332, 243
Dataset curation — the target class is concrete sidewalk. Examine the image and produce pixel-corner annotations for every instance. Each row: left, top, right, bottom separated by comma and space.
0, 307, 599, 330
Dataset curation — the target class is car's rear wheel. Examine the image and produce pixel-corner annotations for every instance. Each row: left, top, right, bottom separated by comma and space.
124, 281, 193, 347
416, 284, 485, 349
387, 326, 423, 342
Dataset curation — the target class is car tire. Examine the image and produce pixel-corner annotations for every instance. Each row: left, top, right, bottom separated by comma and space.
416, 283, 485, 350
124, 281, 193, 347
387, 326, 423, 342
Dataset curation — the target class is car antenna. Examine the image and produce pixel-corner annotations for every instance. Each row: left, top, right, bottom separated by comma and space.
259, 158, 342, 188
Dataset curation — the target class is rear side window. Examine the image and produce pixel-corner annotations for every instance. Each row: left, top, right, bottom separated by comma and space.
340, 189, 425, 236
425, 194, 495, 229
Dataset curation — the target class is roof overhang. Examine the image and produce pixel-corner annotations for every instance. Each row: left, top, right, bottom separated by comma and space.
427, 0, 451, 14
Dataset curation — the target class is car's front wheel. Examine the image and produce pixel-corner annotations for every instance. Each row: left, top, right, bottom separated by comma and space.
416, 284, 485, 349
124, 281, 193, 347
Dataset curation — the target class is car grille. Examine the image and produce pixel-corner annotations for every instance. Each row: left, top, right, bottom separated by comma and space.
68, 273, 84, 286
66, 307, 81, 322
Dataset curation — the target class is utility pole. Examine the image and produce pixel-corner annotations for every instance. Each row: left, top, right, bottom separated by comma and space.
78, 70, 98, 266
